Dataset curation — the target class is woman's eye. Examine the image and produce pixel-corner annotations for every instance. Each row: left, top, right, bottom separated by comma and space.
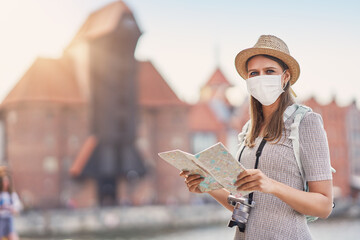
266, 69, 275, 74
249, 71, 258, 76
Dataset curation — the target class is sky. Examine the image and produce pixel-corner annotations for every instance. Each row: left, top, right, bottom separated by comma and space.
1, 0, 360, 106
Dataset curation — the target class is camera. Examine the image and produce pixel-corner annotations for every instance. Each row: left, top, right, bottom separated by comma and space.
227, 195, 255, 232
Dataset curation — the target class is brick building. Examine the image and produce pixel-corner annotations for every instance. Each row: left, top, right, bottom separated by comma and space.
135, 61, 191, 205
0, 58, 88, 208
0, 1, 190, 209
346, 101, 360, 197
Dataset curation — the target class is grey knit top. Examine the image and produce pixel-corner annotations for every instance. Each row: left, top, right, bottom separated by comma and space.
234, 108, 332, 240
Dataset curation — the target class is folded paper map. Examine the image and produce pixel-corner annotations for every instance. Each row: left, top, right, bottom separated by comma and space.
158, 142, 251, 197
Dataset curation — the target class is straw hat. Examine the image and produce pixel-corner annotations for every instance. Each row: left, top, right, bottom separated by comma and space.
235, 35, 300, 86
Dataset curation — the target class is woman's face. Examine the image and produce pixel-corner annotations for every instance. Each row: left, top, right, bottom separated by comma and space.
247, 55, 290, 87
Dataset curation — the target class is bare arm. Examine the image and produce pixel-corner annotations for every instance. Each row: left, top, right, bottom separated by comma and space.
235, 169, 333, 218
207, 188, 234, 212
272, 179, 333, 218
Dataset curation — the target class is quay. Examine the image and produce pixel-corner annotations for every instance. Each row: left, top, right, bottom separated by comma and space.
15, 199, 360, 238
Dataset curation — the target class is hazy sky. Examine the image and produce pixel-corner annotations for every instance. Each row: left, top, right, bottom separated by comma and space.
1, 0, 360, 106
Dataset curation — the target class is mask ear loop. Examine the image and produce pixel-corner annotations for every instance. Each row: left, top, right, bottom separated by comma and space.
282, 69, 298, 97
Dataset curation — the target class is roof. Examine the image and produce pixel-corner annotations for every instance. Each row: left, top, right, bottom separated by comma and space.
68, 1, 138, 47
303, 96, 349, 112
200, 68, 233, 104
1, 58, 84, 107
188, 102, 225, 131
138, 61, 187, 107
204, 68, 232, 87
1, 60, 186, 109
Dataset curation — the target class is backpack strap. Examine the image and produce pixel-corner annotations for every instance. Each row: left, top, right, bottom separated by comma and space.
237, 120, 251, 146
287, 104, 312, 191
288, 103, 337, 222
287, 104, 320, 222
287, 104, 336, 191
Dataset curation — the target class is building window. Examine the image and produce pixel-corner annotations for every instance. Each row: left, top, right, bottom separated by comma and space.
43, 156, 58, 174
68, 135, 79, 149
136, 137, 149, 151
7, 111, 17, 124
191, 132, 217, 153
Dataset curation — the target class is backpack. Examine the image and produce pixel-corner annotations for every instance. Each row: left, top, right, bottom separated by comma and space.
238, 103, 335, 222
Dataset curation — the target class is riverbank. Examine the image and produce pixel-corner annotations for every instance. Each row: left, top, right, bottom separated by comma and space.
19, 218, 360, 240
16, 200, 360, 239
16, 204, 229, 238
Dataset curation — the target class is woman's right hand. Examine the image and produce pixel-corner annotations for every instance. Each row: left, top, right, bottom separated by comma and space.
179, 170, 204, 194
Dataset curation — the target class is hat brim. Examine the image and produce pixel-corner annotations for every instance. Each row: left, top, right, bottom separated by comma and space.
235, 47, 300, 85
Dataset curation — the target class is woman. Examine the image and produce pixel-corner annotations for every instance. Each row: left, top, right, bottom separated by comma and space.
0, 171, 22, 240
180, 35, 333, 239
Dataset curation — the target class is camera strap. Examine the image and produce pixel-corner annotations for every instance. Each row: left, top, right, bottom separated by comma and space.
238, 138, 267, 204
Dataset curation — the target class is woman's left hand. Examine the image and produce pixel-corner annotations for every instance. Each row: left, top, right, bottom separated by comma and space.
234, 169, 277, 194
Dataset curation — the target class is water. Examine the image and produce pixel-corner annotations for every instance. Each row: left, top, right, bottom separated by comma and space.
22, 218, 360, 240
308, 218, 360, 240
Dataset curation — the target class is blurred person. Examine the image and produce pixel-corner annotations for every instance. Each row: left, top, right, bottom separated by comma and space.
0, 172, 22, 240
180, 35, 333, 239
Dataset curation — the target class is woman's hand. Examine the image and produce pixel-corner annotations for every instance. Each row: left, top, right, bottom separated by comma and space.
234, 169, 277, 194
235, 170, 333, 218
179, 170, 204, 194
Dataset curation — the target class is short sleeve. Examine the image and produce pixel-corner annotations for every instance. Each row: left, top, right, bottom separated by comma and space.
11, 192, 23, 212
299, 112, 332, 182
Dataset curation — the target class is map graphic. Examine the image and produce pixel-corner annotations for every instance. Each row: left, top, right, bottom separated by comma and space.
158, 143, 251, 197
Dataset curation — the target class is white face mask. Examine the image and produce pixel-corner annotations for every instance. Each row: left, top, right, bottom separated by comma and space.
246, 73, 285, 106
